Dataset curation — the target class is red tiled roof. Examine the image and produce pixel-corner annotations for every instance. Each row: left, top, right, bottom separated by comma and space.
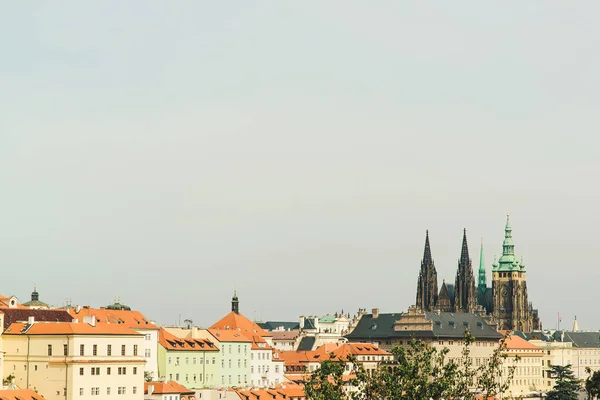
0, 388, 47, 400
158, 328, 218, 352
210, 312, 272, 338
68, 307, 158, 330
207, 329, 252, 343
4, 322, 141, 336
144, 381, 194, 395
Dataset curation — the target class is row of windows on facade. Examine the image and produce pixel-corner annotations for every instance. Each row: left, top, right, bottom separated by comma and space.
169, 372, 209, 383
79, 366, 138, 376
79, 386, 136, 396
168, 356, 216, 365
221, 344, 248, 354
47, 344, 141, 357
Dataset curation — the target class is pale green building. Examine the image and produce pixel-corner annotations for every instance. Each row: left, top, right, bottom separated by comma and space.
157, 328, 220, 389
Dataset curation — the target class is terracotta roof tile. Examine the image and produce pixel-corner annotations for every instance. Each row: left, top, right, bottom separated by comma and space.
0, 389, 47, 400
4, 322, 141, 336
67, 307, 158, 330
144, 381, 194, 395
210, 312, 272, 339
158, 328, 218, 352
207, 329, 252, 343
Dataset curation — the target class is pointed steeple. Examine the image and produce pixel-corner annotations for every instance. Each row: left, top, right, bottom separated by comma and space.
478, 238, 487, 292
231, 289, 239, 314
498, 214, 517, 270
460, 228, 470, 266
423, 230, 433, 265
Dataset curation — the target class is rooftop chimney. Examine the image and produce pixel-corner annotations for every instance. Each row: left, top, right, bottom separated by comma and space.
27, 316, 35, 325
372, 308, 380, 319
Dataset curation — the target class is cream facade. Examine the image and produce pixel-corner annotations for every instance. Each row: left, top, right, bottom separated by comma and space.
2, 321, 145, 400
500, 336, 545, 397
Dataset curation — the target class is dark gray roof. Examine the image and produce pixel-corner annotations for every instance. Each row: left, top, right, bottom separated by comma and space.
302, 318, 316, 330
477, 288, 493, 314
258, 321, 300, 331
297, 336, 316, 351
562, 331, 600, 348
345, 312, 502, 341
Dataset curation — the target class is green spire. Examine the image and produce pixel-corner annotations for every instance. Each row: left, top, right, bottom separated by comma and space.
478, 238, 486, 292
497, 214, 518, 271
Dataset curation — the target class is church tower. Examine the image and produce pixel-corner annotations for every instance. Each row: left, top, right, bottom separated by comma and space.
415, 230, 439, 311
492, 216, 533, 332
453, 229, 477, 313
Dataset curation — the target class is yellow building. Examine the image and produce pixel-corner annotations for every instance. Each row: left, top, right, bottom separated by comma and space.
501, 334, 544, 397
3, 318, 145, 400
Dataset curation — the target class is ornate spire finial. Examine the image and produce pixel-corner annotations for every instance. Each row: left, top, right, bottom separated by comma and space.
423, 230, 433, 265
460, 228, 470, 265
231, 290, 240, 314
478, 237, 486, 291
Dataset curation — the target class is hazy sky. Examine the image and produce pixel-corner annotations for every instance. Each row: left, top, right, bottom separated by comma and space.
2, 2, 599, 330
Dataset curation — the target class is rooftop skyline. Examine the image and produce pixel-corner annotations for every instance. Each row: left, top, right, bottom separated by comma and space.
2, 2, 599, 329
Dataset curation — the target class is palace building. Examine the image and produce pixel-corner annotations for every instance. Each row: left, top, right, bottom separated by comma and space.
415, 216, 540, 332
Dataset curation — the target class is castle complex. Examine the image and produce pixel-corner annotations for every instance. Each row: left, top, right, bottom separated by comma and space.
415, 216, 540, 332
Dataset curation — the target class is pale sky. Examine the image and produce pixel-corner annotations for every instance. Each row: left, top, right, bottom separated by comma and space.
1, 2, 599, 330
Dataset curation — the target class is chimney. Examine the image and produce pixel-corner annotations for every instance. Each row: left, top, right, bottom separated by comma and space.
148, 384, 154, 395
372, 308, 380, 319
76, 305, 81, 313
299, 316, 305, 331
83, 315, 96, 327
72, 319, 79, 323
27, 316, 35, 325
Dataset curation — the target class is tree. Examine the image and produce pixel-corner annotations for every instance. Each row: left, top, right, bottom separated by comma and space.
546, 364, 581, 400
144, 371, 154, 382
305, 331, 518, 400
304, 353, 354, 400
585, 367, 600, 400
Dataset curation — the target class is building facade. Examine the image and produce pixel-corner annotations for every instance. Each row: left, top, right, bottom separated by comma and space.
2, 320, 145, 400
157, 328, 219, 389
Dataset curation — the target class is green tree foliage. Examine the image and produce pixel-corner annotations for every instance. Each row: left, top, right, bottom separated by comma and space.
304, 353, 355, 400
546, 364, 581, 400
305, 331, 517, 400
586, 367, 600, 399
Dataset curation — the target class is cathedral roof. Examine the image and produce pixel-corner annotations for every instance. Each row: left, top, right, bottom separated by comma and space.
345, 311, 501, 341
476, 287, 493, 314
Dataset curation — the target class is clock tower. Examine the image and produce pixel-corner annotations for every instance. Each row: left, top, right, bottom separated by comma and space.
492, 215, 533, 332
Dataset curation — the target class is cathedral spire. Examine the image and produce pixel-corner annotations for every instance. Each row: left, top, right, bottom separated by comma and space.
423, 230, 432, 265
460, 228, 470, 266
478, 238, 486, 292
498, 214, 517, 269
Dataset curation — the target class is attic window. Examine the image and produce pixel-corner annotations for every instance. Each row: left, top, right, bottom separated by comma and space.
435, 321, 441, 326
449, 321, 455, 328
476, 322, 483, 328
463, 322, 469, 327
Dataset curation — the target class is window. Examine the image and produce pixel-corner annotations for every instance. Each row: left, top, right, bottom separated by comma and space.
145, 333, 151, 340
63, 344, 68, 356
168, 357, 172, 364
48, 344, 53, 356
238, 345, 241, 354
133, 367, 137, 375
185, 357, 189, 364
93, 344, 97, 356
228, 360, 231, 368
145, 349, 151, 358
121, 345, 126, 356
91, 387, 99, 395
118, 387, 126, 395
133, 344, 138, 356
107, 367, 111, 375
106, 387, 111, 395
80, 344, 85, 356
79, 368, 84, 376
79, 388, 84, 396
238, 359, 240, 368
107, 344, 112, 356
133, 386, 137, 394
176, 373, 179, 380
91, 367, 100, 375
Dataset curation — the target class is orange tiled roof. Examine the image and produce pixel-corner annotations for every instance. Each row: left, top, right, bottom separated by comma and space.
158, 328, 218, 352
207, 329, 252, 343
0, 388, 47, 400
279, 343, 391, 366
4, 322, 141, 336
210, 311, 272, 338
144, 381, 194, 395
68, 307, 158, 330
235, 384, 306, 400
503, 335, 542, 351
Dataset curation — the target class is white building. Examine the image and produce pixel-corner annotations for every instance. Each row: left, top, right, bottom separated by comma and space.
67, 303, 160, 380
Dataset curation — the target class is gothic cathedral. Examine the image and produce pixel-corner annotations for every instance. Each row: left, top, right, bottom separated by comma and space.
415, 216, 540, 332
